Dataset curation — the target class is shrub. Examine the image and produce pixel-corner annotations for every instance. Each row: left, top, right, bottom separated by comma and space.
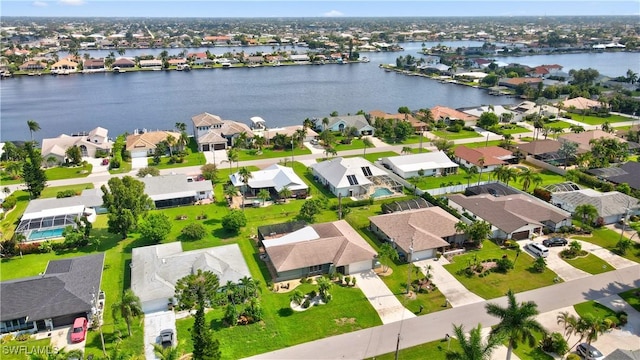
222, 210, 247, 233
533, 188, 551, 202
181, 223, 207, 240
344, 276, 351, 285
137, 166, 160, 177
495, 258, 513, 273
56, 189, 77, 198
15, 333, 31, 341
532, 257, 546, 273
351, 277, 357, 286
38, 241, 53, 253
108, 159, 121, 170
540, 332, 568, 355
309, 290, 317, 298
0, 238, 17, 257
302, 299, 311, 309
1, 195, 17, 211
19, 242, 42, 255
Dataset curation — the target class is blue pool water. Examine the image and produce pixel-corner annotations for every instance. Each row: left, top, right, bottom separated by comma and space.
28, 228, 65, 241
372, 187, 393, 198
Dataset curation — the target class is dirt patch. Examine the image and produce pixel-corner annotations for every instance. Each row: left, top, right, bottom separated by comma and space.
334, 317, 356, 326
480, 261, 497, 272
404, 291, 417, 300
375, 267, 393, 276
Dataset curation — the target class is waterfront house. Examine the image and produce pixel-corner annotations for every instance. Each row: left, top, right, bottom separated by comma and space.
139, 59, 162, 68
381, 151, 458, 179
454, 145, 516, 171
257, 125, 318, 143
83, 58, 105, 70
50, 59, 78, 73
428, 105, 478, 126
510, 101, 560, 119
18, 60, 47, 71
498, 77, 543, 89
112, 57, 135, 68
369, 207, 466, 262
313, 115, 375, 136
167, 58, 187, 66
310, 157, 391, 198
131, 243, 250, 313
558, 96, 604, 111
447, 192, 572, 240
16, 189, 103, 241
126, 130, 181, 158
461, 105, 517, 123
1, 254, 104, 335
229, 164, 308, 200
369, 110, 426, 132
191, 112, 254, 151
550, 188, 640, 225
260, 220, 377, 282
140, 174, 213, 208
41, 126, 113, 164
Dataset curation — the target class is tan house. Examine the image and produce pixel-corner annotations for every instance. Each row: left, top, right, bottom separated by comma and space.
559, 97, 604, 111
50, 59, 78, 73
41, 127, 112, 164
454, 146, 516, 171
427, 105, 478, 126
369, 207, 465, 261
126, 130, 181, 158
19, 61, 47, 71
191, 112, 253, 151
558, 130, 622, 152
369, 110, 426, 131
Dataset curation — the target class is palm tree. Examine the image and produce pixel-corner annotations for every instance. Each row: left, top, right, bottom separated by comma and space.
445, 323, 504, 360
493, 165, 509, 184
227, 148, 239, 172
254, 136, 266, 152
302, 118, 315, 130
557, 311, 579, 343
518, 168, 542, 192
402, 146, 412, 155
165, 135, 176, 156
477, 157, 485, 186
224, 184, 239, 202
316, 276, 332, 298
577, 314, 609, 347
362, 137, 373, 157
278, 186, 292, 202
111, 289, 143, 337
238, 167, 253, 209
27, 120, 41, 141
257, 188, 270, 206
574, 204, 599, 227
485, 289, 546, 360
153, 344, 182, 360
175, 122, 187, 132
322, 117, 330, 131
465, 166, 479, 187
290, 290, 304, 305
324, 146, 337, 159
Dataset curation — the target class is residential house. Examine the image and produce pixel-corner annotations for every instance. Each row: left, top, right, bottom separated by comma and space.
83, 58, 105, 70
587, 161, 640, 191
131, 243, 250, 313
510, 101, 560, 119
41, 127, 112, 164
18, 61, 47, 71
125, 130, 181, 158
289, 54, 310, 62
369, 207, 466, 262
558, 130, 623, 152
191, 112, 254, 151
454, 146, 516, 171
139, 59, 162, 68
167, 58, 187, 66
261, 220, 377, 282
369, 110, 425, 132
140, 174, 213, 208
310, 157, 391, 198
447, 192, 572, 240
314, 115, 375, 136
16, 189, 103, 241
1, 254, 105, 334
229, 164, 308, 199
112, 57, 136, 68
516, 139, 562, 159
258, 125, 318, 143
50, 59, 78, 73
498, 77, 543, 89
428, 105, 478, 126
550, 188, 640, 225
558, 97, 604, 112
461, 105, 517, 123
381, 151, 458, 179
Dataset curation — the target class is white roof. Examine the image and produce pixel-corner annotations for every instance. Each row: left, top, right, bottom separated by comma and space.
310, 157, 386, 189
263, 226, 320, 248
21, 204, 86, 221
229, 164, 308, 192
250, 116, 266, 125
463, 105, 516, 118
383, 151, 459, 173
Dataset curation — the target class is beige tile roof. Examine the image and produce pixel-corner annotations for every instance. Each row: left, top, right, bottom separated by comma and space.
454, 145, 513, 166
126, 131, 181, 152
192, 112, 224, 127
560, 97, 603, 110
369, 207, 454, 253
559, 130, 622, 152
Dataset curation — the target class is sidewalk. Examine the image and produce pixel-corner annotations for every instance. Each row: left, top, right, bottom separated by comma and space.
414, 258, 484, 307
354, 270, 415, 324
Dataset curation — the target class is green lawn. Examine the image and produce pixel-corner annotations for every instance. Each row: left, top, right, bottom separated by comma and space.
573, 228, 640, 263
490, 125, 531, 135
511, 330, 553, 360
544, 120, 572, 129
40, 183, 94, 199
443, 240, 560, 299
563, 254, 614, 275
334, 138, 367, 151
432, 129, 482, 140
455, 140, 503, 149
568, 114, 631, 125
147, 151, 206, 169
398, 135, 429, 145
44, 164, 93, 180
618, 288, 640, 312
574, 300, 618, 319
414, 168, 493, 190
0, 338, 53, 360
366, 337, 461, 360
345, 151, 400, 163
236, 147, 311, 161
108, 160, 132, 175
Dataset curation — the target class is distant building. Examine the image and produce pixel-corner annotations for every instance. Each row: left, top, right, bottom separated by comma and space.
126, 130, 181, 158
313, 115, 375, 136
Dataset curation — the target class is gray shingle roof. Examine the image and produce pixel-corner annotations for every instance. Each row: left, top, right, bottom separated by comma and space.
552, 189, 639, 218
1, 254, 105, 322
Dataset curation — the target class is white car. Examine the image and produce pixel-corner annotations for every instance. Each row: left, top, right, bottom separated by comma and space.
576, 343, 604, 360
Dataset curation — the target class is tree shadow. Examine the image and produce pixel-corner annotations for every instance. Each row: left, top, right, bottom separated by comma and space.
123, 259, 132, 291
582, 278, 640, 301
212, 228, 237, 240
278, 307, 294, 317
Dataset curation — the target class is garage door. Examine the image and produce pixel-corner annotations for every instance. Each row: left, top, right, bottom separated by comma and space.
213, 143, 226, 150
347, 260, 373, 274
52, 313, 84, 328
414, 249, 435, 261
130, 150, 148, 158
511, 231, 529, 240
143, 299, 171, 314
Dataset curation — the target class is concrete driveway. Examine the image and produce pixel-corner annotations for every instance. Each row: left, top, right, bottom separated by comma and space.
131, 156, 148, 170
520, 239, 590, 281
574, 240, 638, 269
354, 270, 415, 324
84, 157, 110, 176
143, 311, 176, 360
414, 258, 484, 307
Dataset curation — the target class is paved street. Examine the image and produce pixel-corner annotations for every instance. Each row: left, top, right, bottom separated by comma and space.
247, 265, 640, 359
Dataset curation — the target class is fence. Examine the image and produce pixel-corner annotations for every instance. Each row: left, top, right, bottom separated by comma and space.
425, 180, 496, 196
525, 156, 566, 176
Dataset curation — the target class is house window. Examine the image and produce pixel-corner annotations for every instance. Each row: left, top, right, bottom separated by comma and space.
309, 265, 322, 273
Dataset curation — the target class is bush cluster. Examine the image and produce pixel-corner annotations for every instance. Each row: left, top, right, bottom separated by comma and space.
1, 195, 17, 211
56, 189, 78, 198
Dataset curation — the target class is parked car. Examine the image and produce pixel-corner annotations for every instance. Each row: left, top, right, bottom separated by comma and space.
528, 242, 549, 258
576, 343, 604, 360
543, 237, 568, 247
101, 158, 110, 166
159, 329, 174, 348
70, 317, 88, 343
310, 139, 319, 145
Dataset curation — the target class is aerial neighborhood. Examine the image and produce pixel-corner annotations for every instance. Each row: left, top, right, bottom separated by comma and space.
1, 14, 640, 360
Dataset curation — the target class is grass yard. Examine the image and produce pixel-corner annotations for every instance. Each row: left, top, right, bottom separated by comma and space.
414, 168, 493, 190
1, 190, 32, 241
236, 146, 311, 161
345, 151, 400, 163
574, 300, 618, 319
455, 140, 503, 149
573, 228, 640, 263
40, 183, 94, 199
45, 164, 93, 181
568, 114, 630, 125
490, 125, 531, 135
108, 160, 132, 175
398, 135, 429, 145
147, 151, 206, 169
511, 329, 553, 360
443, 240, 560, 299
618, 288, 640, 312
542, 120, 572, 129
0, 338, 53, 360
432, 129, 482, 140
334, 138, 367, 151
366, 337, 461, 360
563, 253, 614, 275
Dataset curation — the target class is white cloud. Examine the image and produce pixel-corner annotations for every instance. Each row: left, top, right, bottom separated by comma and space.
58, 0, 85, 6
323, 10, 344, 17
33, 1, 49, 7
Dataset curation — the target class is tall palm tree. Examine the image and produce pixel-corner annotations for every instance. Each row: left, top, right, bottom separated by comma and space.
175, 122, 187, 132
111, 289, 143, 337
238, 167, 252, 209
322, 117, 330, 131
577, 314, 608, 347
557, 311, 579, 344
477, 157, 485, 186
153, 344, 182, 360
485, 289, 546, 360
254, 136, 266, 151
574, 204, 599, 227
445, 323, 504, 360
518, 168, 535, 191
27, 120, 41, 141
402, 146, 413, 155
362, 137, 373, 157
465, 166, 478, 187
224, 184, 239, 202
257, 188, 270, 206
165, 135, 176, 156
278, 186, 292, 202
227, 148, 239, 172
493, 165, 509, 184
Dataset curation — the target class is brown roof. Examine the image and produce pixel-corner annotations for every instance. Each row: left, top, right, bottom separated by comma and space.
559, 97, 603, 110
369, 110, 425, 129
447, 193, 570, 233
516, 140, 561, 155
369, 207, 455, 253
500, 77, 543, 86
430, 106, 478, 122
559, 130, 622, 152
454, 146, 513, 167
264, 220, 376, 273
192, 112, 223, 127
126, 131, 181, 152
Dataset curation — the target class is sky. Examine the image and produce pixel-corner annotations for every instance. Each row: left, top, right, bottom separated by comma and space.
1, 0, 639, 18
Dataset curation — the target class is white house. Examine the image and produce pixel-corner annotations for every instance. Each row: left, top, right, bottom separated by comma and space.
314, 115, 375, 136
229, 164, 308, 198
550, 189, 640, 225
140, 174, 213, 208
310, 157, 388, 198
131, 243, 251, 313
191, 112, 253, 151
41, 127, 112, 164
381, 151, 458, 179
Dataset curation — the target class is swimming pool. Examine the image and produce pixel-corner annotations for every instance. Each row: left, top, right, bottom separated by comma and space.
372, 187, 393, 198
28, 228, 65, 241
